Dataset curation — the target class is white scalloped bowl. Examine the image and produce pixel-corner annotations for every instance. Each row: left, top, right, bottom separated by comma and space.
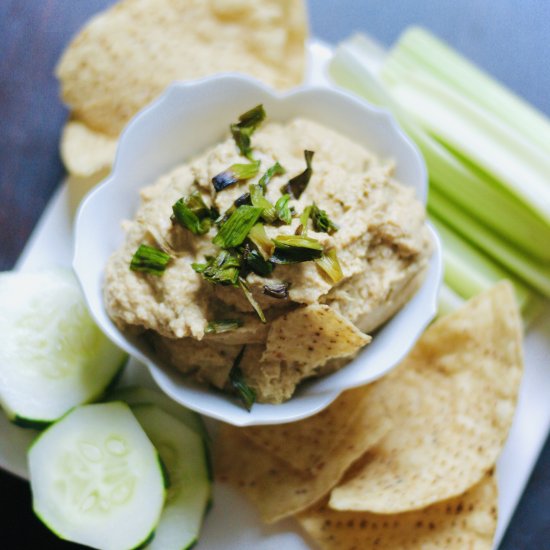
73, 75, 442, 426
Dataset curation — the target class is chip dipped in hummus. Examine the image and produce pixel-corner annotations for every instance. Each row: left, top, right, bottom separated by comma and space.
104, 106, 432, 407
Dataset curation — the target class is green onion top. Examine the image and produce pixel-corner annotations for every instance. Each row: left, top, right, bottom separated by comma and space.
250, 183, 277, 223
271, 234, 324, 264
243, 245, 274, 277
315, 249, 344, 283
192, 249, 241, 286
205, 319, 244, 334
229, 346, 256, 411
248, 223, 274, 258
275, 194, 293, 224
213, 205, 263, 249
130, 244, 171, 276
172, 192, 213, 235
281, 150, 314, 199
311, 203, 338, 234
258, 162, 286, 191
212, 160, 261, 193
239, 277, 266, 323
230, 104, 266, 160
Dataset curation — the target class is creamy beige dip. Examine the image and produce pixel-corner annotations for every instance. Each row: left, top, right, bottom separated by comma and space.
105, 118, 431, 403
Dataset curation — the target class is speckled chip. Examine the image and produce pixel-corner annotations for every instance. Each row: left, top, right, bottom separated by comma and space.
298, 471, 498, 550
329, 282, 522, 514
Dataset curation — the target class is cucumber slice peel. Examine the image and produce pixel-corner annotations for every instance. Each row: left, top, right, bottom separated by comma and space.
29, 402, 165, 550
0, 269, 127, 425
132, 404, 211, 550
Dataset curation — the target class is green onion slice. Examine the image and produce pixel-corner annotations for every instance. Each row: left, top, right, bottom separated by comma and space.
275, 194, 293, 224
243, 245, 274, 277
239, 277, 266, 323
230, 104, 266, 160
229, 346, 256, 411
263, 282, 290, 299
315, 249, 344, 283
192, 249, 241, 286
250, 183, 277, 223
311, 203, 338, 234
205, 319, 244, 334
130, 244, 171, 276
271, 234, 324, 264
213, 205, 263, 249
172, 192, 212, 235
212, 160, 261, 192
248, 223, 274, 258
258, 162, 286, 191
281, 150, 314, 199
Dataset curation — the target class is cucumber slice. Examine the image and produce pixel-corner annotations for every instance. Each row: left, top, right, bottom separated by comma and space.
0, 269, 127, 425
108, 386, 208, 439
28, 402, 165, 550
132, 405, 211, 550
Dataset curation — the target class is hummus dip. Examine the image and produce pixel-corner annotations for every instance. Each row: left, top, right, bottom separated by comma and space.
105, 113, 431, 404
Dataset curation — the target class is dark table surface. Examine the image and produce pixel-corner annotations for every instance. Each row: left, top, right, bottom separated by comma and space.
1, 1, 549, 548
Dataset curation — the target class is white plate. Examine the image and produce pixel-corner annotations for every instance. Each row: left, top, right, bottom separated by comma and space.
2, 40, 550, 549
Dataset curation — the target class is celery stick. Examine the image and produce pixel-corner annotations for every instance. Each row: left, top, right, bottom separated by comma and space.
437, 284, 465, 317
329, 41, 550, 261
429, 187, 550, 298
429, 215, 534, 313
382, 65, 550, 222
390, 27, 550, 156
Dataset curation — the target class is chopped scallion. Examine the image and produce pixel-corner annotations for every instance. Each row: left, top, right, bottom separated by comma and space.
229, 346, 256, 411
281, 150, 314, 199
130, 244, 171, 276
263, 282, 290, 299
192, 249, 241, 286
275, 194, 292, 224
230, 105, 266, 160
258, 162, 286, 190
248, 223, 274, 258
171, 192, 212, 235
213, 205, 263, 249
250, 183, 277, 223
205, 319, 243, 334
271, 234, 324, 264
212, 160, 261, 193
239, 277, 266, 323
315, 249, 344, 283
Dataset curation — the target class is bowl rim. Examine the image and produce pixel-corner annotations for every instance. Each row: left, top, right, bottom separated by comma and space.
73, 73, 441, 426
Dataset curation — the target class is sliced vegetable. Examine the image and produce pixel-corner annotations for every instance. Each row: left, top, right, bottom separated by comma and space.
0, 269, 127, 427
192, 249, 241, 286
239, 277, 265, 323
229, 346, 256, 411
248, 223, 274, 259
212, 160, 261, 193
243, 245, 274, 277
105, 386, 207, 439
206, 319, 243, 335
258, 162, 286, 190
275, 194, 293, 224
230, 104, 266, 159
311, 204, 338, 234
271, 235, 324, 264
281, 150, 314, 199
315, 249, 344, 283
28, 402, 165, 550
132, 405, 211, 550
131, 244, 171, 276
263, 282, 290, 299
213, 205, 263, 249
171, 192, 212, 235
250, 183, 277, 223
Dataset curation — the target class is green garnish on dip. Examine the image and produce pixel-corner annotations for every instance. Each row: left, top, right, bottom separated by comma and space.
263, 281, 290, 299
300, 203, 339, 235
275, 194, 293, 224
258, 162, 286, 191
229, 346, 256, 411
230, 104, 266, 160
249, 183, 277, 223
271, 234, 324, 264
171, 191, 213, 235
212, 160, 261, 193
248, 223, 274, 259
205, 319, 243, 334
281, 150, 314, 199
315, 249, 344, 283
239, 277, 266, 323
130, 244, 171, 276
242, 244, 274, 277
213, 205, 263, 249
192, 249, 241, 286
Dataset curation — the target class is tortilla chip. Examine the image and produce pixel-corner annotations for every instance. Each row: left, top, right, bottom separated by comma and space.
241, 386, 372, 474
298, 471, 498, 550
329, 282, 523, 513
261, 304, 371, 370
215, 385, 391, 523
56, 0, 308, 136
